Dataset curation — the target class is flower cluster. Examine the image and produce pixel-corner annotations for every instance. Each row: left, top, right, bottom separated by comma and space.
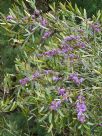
58, 88, 68, 102
90, 23, 101, 32
60, 44, 73, 53
6, 15, 14, 21
74, 42, 86, 48
40, 34, 86, 59
44, 70, 53, 75
31, 9, 40, 19
34, 9, 40, 17
40, 48, 79, 64
19, 77, 30, 86
43, 49, 59, 57
69, 73, 84, 85
68, 54, 79, 63
42, 31, 52, 40
39, 17, 48, 27
19, 71, 40, 85
58, 88, 66, 96
31, 15, 35, 19
49, 88, 68, 111
76, 95, 87, 123
50, 100, 61, 111
52, 76, 61, 81
32, 71, 40, 79
19, 70, 59, 86
62, 35, 80, 43
41, 46, 71, 57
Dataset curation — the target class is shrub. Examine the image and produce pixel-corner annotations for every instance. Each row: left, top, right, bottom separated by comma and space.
0, 1, 102, 135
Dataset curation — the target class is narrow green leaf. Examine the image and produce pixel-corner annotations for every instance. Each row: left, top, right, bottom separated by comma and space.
48, 124, 53, 133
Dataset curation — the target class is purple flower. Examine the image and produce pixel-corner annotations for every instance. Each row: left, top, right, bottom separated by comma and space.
43, 49, 58, 57
62, 35, 80, 43
34, 9, 40, 16
40, 45, 73, 58
6, 15, 13, 21
69, 73, 84, 85
39, 17, 47, 27
42, 31, 52, 39
32, 71, 40, 79
69, 54, 76, 59
77, 95, 85, 100
75, 42, 86, 48
90, 23, 101, 32
76, 95, 87, 123
19, 77, 30, 85
77, 112, 86, 123
50, 100, 61, 111
97, 124, 102, 127
31, 15, 35, 19
79, 78, 84, 83
52, 76, 61, 81
76, 102, 87, 112
69, 54, 79, 63
44, 70, 53, 74
58, 88, 66, 96
69, 73, 79, 84
62, 93, 68, 102
60, 44, 73, 53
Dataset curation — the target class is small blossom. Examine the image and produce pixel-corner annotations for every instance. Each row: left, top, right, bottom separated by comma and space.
32, 71, 40, 79
52, 76, 61, 81
77, 112, 86, 123
69, 54, 77, 59
79, 78, 84, 83
19, 71, 41, 85
62, 93, 68, 102
75, 42, 86, 48
50, 100, 61, 111
61, 45, 73, 53
19, 77, 30, 85
39, 45, 73, 58
76, 102, 87, 112
58, 88, 66, 96
62, 35, 80, 44
39, 17, 47, 27
69, 73, 84, 85
77, 95, 85, 100
6, 15, 13, 21
44, 70, 53, 74
76, 95, 87, 123
69, 73, 79, 84
69, 54, 79, 63
31, 15, 35, 19
42, 31, 52, 39
90, 23, 101, 32
43, 49, 58, 57
34, 9, 40, 16
97, 124, 102, 127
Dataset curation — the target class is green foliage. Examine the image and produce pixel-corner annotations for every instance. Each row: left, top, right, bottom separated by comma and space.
35, 0, 102, 17
0, 0, 17, 84
0, 1, 102, 136
71, 0, 102, 17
